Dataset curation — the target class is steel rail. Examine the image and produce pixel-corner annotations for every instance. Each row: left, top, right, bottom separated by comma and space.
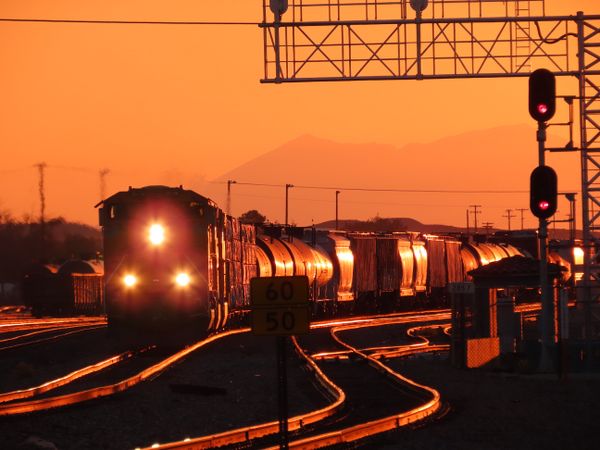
0, 317, 106, 333
312, 322, 446, 360
0, 329, 246, 416
372, 324, 450, 359
366, 324, 438, 359
374, 343, 450, 360
137, 335, 346, 450
0, 324, 100, 344
309, 309, 450, 329
263, 320, 444, 449
0, 350, 138, 403
311, 310, 451, 331
0, 306, 27, 313
0, 325, 106, 352
136, 311, 451, 449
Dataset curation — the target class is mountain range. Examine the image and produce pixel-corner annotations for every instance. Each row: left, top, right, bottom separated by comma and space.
203, 124, 578, 230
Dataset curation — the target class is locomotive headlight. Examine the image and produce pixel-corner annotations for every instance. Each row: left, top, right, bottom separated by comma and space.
148, 223, 165, 246
175, 272, 191, 287
123, 274, 138, 288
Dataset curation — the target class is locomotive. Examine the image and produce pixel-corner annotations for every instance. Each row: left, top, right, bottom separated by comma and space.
98, 185, 524, 332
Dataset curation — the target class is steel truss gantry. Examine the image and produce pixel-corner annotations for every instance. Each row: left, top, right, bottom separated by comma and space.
261, 0, 600, 333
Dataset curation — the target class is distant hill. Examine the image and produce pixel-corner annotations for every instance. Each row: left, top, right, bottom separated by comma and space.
207, 125, 579, 229
314, 216, 577, 241
315, 217, 464, 234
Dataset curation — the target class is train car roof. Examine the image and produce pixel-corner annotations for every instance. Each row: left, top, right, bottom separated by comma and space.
96, 185, 217, 208
468, 255, 565, 279
23, 263, 59, 276
58, 259, 104, 275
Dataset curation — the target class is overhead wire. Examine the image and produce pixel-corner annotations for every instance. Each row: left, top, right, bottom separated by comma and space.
210, 180, 529, 194
230, 191, 474, 208
0, 18, 260, 26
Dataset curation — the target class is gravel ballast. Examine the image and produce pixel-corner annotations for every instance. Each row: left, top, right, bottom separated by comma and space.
364, 353, 600, 450
0, 332, 328, 450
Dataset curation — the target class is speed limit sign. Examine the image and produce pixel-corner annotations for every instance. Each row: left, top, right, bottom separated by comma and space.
250, 276, 310, 335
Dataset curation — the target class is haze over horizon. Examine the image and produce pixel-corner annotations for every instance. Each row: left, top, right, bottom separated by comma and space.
0, 125, 581, 230
0, 0, 595, 228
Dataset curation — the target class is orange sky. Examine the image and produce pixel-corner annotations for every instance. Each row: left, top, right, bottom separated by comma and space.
0, 0, 598, 228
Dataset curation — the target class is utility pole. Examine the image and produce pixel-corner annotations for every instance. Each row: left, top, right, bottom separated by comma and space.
335, 190, 340, 230
469, 205, 482, 234
537, 121, 553, 372
285, 184, 293, 228
35, 162, 47, 260
483, 222, 494, 237
227, 180, 236, 216
503, 209, 515, 231
466, 209, 470, 237
516, 208, 528, 230
563, 193, 576, 242
99, 168, 110, 202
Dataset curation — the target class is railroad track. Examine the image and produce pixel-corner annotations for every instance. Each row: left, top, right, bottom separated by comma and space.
138, 311, 451, 450
0, 348, 141, 404
0, 305, 29, 316
0, 329, 246, 416
272, 316, 449, 449
0, 316, 106, 333
0, 324, 107, 352
0, 316, 107, 352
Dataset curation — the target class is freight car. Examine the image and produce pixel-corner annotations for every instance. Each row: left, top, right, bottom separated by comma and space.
98, 185, 526, 332
23, 260, 104, 317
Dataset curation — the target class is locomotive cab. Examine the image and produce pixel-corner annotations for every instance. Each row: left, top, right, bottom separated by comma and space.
98, 186, 216, 331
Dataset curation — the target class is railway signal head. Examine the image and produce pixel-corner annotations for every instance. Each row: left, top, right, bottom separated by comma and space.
269, 0, 288, 15
529, 69, 556, 123
530, 165, 558, 219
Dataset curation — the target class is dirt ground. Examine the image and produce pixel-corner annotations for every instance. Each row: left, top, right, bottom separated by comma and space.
363, 352, 600, 450
2, 326, 599, 450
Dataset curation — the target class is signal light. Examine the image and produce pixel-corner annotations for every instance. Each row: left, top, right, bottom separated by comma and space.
530, 165, 557, 219
529, 69, 556, 122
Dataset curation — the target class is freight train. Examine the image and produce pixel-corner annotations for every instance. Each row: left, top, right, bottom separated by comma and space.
23, 259, 104, 317
95, 185, 526, 331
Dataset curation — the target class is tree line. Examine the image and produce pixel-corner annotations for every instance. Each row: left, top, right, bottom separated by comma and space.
0, 208, 268, 284
0, 212, 101, 286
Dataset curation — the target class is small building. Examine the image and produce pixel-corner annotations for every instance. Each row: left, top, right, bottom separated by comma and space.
451, 255, 565, 370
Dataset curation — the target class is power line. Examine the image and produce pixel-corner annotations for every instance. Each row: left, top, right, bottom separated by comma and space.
222, 181, 280, 188
0, 17, 259, 26
296, 184, 527, 194
0, 167, 28, 175
48, 164, 95, 173
229, 192, 477, 208
210, 180, 528, 194
516, 208, 528, 230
